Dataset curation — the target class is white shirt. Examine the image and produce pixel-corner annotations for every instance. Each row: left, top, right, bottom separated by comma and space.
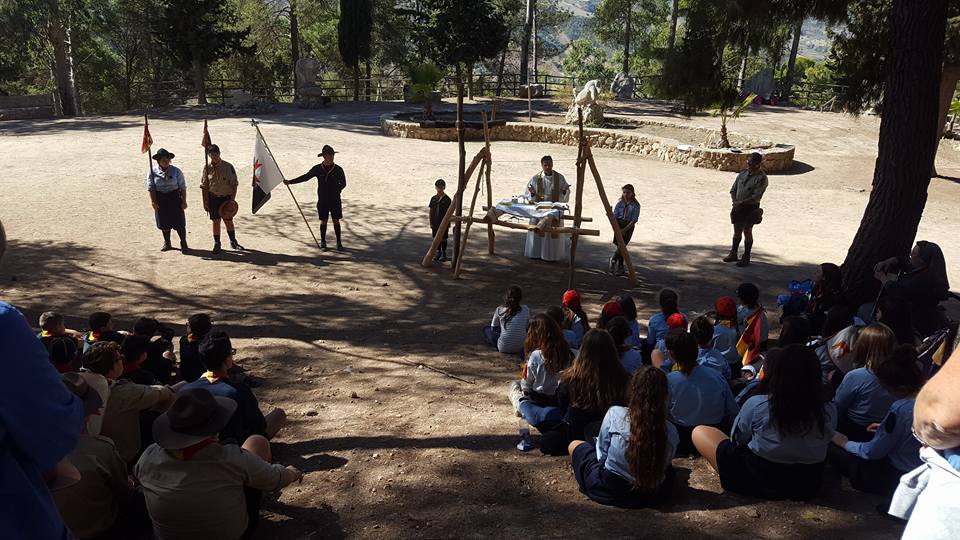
491, 305, 530, 354
526, 172, 570, 203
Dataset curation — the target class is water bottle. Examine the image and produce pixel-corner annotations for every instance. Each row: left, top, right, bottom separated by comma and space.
516, 418, 534, 451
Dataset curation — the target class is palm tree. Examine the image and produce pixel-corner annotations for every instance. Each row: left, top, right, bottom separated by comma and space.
713, 93, 756, 148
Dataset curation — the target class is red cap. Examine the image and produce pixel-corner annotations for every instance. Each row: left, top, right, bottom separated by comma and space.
667, 313, 687, 329
601, 301, 624, 318
715, 296, 737, 319
562, 290, 581, 308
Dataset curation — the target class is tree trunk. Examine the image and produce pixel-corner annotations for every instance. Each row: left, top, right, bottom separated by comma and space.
623, 0, 632, 74
519, 0, 534, 88
467, 62, 474, 100
192, 59, 207, 104
365, 57, 372, 101
495, 45, 507, 97
290, 1, 301, 100
532, 2, 538, 80
668, 0, 679, 51
737, 47, 748, 91
452, 65, 466, 266
840, 0, 948, 306
353, 63, 361, 101
783, 18, 803, 102
47, 17, 79, 116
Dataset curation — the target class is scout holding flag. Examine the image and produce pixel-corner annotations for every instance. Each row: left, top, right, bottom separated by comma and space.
200, 120, 243, 253
143, 116, 190, 253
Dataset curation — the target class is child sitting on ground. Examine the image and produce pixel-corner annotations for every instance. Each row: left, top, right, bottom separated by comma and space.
561, 289, 590, 349
132, 317, 176, 384
429, 178, 452, 262
39, 312, 81, 373
568, 366, 677, 508
664, 329, 738, 455
178, 313, 212, 383
484, 286, 530, 355
736, 283, 769, 352
616, 295, 642, 348
509, 315, 574, 431
710, 296, 741, 369
651, 313, 689, 371
829, 344, 924, 497
606, 316, 643, 374
833, 323, 897, 442
83, 311, 129, 353
540, 329, 629, 456
82, 342, 178, 467
691, 316, 731, 380
693, 344, 837, 501
120, 335, 159, 385
646, 290, 688, 361
181, 331, 287, 443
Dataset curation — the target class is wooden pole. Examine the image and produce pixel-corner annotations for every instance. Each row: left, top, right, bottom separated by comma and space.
452, 160, 488, 278
586, 147, 637, 285
144, 115, 153, 178
568, 107, 587, 290
250, 120, 323, 251
482, 111, 495, 254
421, 150, 487, 267
450, 216, 600, 236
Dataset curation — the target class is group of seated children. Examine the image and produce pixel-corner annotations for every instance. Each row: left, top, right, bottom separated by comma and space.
34, 309, 299, 540
494, 281, 934, 509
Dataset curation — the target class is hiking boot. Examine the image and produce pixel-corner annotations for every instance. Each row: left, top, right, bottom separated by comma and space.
609, 256, 617, 273
433, 250, 442, 262
180, 240, 190, 254
230, 240, 245, 250
320, 241, 328, 251
508, 381, 524, 417
212, 243, 223, 254
160, 242, 172, 252
736, 254, 751, 267
723, 250, 739, 263
439, 250, 450, 262
336, 241, 344, 251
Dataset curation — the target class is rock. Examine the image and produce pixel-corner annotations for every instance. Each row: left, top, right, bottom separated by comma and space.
610, 72, 635, 100
372, 453, 380, 459
225, 90, 254, 108
747, 509, 760, 518
519, 84, 544, 98
350, 391, 359, 399
304, 409, 319, 417
565, 103, 604, 126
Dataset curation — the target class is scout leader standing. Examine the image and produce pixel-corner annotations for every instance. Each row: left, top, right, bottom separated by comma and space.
285, 145, 346, 250
201, 144, 244, 253
147, 148, 189, 253
724, 152, 768, 267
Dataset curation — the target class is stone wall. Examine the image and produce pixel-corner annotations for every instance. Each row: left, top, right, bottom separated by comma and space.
381, 115, 795, 173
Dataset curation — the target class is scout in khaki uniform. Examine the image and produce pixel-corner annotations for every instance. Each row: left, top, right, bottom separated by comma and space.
200, 144, 243, 253
724, 152, 768, 267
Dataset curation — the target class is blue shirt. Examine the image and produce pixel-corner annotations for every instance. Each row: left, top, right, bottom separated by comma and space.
698, 347, 731, 380
181, 376, 267, 443
565, 315, 587, 349
596, 406, 678, 485
834, 367, 896, 427
646, 312, 687, 347
845, 398, 922, 473
0, 302, 83, 540
733, 395, 837, 464
620, 348, 643, 374
667, 366, 738, 427
146, 165, 186, 193
710, 324, 740, 365
625, 319, 642, 348
613, 199, 641, 222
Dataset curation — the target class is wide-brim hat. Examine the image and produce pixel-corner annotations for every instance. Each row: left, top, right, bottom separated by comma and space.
219, 199, 239, 220
318, 144, 337, 156
152, 148, 175, 160
206, 144, 221, 155
152, 388, 237, 450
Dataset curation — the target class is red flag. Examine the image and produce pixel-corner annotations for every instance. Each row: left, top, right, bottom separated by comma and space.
141, 117, 153, 154
201, 119, 211, 149
736, 308, 764, 365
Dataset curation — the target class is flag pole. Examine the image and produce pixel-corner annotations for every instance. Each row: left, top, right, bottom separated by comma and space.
144, 114, 153, 175
249, 119, 323, 251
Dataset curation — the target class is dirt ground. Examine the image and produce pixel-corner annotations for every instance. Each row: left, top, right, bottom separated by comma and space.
2, 98, 959, 540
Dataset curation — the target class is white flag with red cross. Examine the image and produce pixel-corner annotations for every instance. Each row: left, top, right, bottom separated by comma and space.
251, 131, 285, 214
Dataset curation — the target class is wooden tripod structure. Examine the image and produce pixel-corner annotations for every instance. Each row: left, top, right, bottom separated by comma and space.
421, 108, 637, 288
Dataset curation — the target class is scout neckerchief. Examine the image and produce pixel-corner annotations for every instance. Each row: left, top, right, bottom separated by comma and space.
168, 438, 217, 461
187, 332, 203, 343
40, 330, 55, 338
87, 330, 103, 343
202, 370, 224, 384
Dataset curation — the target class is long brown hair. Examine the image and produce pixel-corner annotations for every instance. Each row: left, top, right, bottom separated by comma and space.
627, 366, 670, 491
560, 329, 628, 410
524, 314, 573, 372
501, 285, 523, 322
854, 323, 897, 370
766, 345, 828, 436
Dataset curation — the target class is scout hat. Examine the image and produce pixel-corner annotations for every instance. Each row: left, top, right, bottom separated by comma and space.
152, 388, 237, 450
318, 144, 337, 157
219, 199, 239, 220
152, 148, 175, 160
206, 144, 221, 155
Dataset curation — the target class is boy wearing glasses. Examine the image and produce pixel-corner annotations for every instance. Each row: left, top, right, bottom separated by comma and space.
181, 331, 287, 443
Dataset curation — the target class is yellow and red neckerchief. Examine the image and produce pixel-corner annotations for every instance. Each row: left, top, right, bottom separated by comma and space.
202, 371, 224, 383
168, 438, 217, 461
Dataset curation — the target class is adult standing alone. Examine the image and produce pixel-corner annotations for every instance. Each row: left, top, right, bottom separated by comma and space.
285, 145, 347, 250
724, 152, 767, 267
524, 155, 570, 262
147, 148, 189, 253
200, 144, 243, 253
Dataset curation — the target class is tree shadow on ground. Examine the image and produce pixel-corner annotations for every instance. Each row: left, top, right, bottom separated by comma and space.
258, 498, 345, 540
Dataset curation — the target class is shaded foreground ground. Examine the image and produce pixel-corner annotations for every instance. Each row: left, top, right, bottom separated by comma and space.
2, 98, 960, 539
